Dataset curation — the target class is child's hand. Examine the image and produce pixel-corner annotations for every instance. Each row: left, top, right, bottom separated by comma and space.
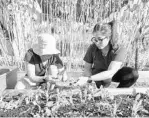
57, 68, 68, 82
44, 75, 53, 82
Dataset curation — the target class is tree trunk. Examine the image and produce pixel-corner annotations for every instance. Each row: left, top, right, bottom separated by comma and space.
135, 38, 139, 69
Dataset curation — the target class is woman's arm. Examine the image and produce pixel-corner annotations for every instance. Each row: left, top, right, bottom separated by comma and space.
25, 62, 45, 83
90, 61, 123, 81
83, 62, 92, 77
89, 45, 127, 81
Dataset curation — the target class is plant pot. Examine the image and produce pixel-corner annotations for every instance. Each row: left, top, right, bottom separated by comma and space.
0, 66, 18, 94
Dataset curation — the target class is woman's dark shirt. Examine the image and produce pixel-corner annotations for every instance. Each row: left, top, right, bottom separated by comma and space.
83, 44, 126, 75
24, 48, 63, 76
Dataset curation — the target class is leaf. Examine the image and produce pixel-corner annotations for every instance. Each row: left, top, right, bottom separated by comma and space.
146, 89, 149, 97
132, 4, 139, 12
142, 25, 149, 36
135, 93, 141, 101
132, 99, 143, 116
51, 105, 60, 113
132, 88, 137, 96
46, 101, 54, 108
45, 107, 52, 116
141, 108, 149, 114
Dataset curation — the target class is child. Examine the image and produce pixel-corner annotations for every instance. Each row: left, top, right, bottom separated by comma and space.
15, 33, 67, 89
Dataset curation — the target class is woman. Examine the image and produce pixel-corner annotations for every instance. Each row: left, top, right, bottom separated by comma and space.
15, 33, 67, 89
76, 23, 139, 88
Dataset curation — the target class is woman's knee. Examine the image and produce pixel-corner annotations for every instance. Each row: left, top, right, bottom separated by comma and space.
113, 67, 139, 81
116, 67, 139, 88
121, 67, 139, 81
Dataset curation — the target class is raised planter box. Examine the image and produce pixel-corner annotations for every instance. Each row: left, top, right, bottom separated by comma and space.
0, 66, 18, 94
138, 71, 149, 82
93, 88, 149, 97
1, 87, 149, 97
0, 86, 149, 117
17, 70, 149, 81
1, 70, 149, 96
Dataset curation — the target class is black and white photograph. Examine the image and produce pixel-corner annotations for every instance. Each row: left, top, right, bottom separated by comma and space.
0, 0, 149, 117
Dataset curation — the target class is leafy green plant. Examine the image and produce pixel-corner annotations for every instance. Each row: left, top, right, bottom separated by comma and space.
132, 93, 143, 117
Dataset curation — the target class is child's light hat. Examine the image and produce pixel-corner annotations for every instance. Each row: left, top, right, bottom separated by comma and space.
33, 33, 60, 55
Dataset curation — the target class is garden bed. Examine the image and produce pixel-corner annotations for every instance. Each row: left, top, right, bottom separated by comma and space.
0, 70, 149, 117
0, 83, 149, 117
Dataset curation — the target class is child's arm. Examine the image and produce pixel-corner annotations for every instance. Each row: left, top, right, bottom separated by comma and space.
47, 54, 68, 81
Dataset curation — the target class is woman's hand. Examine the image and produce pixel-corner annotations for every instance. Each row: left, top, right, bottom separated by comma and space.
74, 77, 89, 86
